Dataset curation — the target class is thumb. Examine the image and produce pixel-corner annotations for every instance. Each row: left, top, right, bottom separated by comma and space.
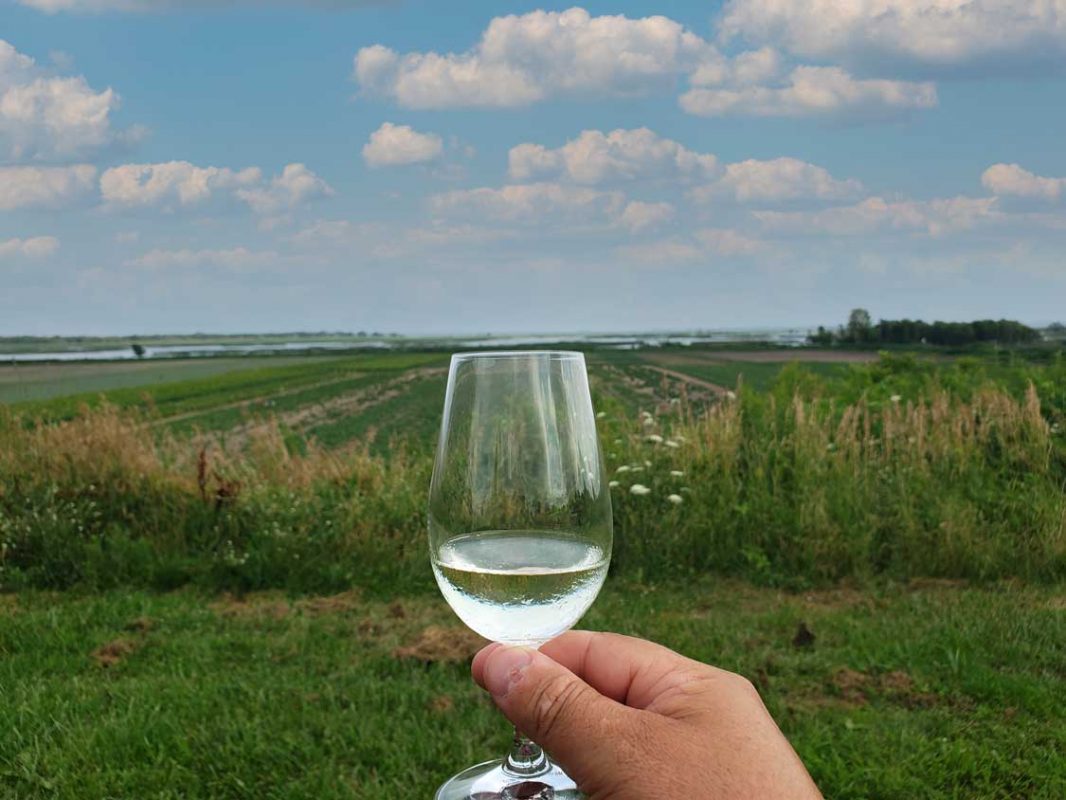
477, 645, 644, 789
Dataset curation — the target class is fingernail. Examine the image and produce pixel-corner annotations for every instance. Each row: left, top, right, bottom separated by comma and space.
484, 647, 534, 697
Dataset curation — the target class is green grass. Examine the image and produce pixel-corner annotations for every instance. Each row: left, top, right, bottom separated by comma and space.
649, 359, 850, 392
1, 581, 1062, 799
9, 353, 446, 423
0, 358, 323, 405
306, 372, 448, 453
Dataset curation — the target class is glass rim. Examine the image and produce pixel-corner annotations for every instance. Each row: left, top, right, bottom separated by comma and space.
450, 350, 585, 361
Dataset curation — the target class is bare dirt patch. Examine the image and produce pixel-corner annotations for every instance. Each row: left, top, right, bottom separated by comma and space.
428, 694, 455, 714
209, 590, 363, 620
829, 668, 938, 709
91, 638, 138, 668
393, 625, 489, 664
297, 590, 362, 616
209, 592, 291, 621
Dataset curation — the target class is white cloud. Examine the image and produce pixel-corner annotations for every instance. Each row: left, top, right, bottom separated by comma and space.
617, 200, 674, 232
616, 227, 766, 263
0, 164, 96, 210
692, 157, 862, 203
755, 195, 999, 236
689, 46, 783, 86
99, 161, 331, 215
0, 235, 59, 259
616, 239, 703, 263
362, 122, 443, 167
235, 163, 333, 215
981, 163, 1065, 201
430, 182, 626, 225
508, 128, 718, 184
124, 247, 280, 270
680, 65, 936, 119
718, 0, 1066, 72
100, 161, 261, 207
693, 227, 767, 255
354, 7, 714, 109
0, 39, 134, 161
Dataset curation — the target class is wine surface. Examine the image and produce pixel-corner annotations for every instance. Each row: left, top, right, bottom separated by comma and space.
432, 531, 609, 646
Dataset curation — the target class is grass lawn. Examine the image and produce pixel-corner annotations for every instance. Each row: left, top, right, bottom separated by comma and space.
2, 580, 1063, 799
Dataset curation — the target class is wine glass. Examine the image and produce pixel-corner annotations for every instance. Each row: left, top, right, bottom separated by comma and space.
428, 351, 613, 800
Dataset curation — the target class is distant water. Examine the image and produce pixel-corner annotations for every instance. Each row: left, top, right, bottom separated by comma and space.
0, 329, 810, 362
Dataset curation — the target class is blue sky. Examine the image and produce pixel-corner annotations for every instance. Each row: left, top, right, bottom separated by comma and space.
1, 1, 1064, 335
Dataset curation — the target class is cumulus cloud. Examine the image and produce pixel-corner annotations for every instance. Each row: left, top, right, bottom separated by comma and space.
0, 164, 96, 210
430, 182, 626, 225
617, 200, 674, 232
234, 163, 334, 215
616, 227, 766, 263
693, 227, 767, 255
691, 157, 862, 203
982, 163, 1065, 201
99, 161, 331, 216
755, 195, 999, 236
354, 7, 714, 108
680, 65, 936, 119
362, 122, 443, 167
124, 246, 280, 270
0, 235, 59, 259
718, 0, 1066, 72
508, 128, 717, 184
100, 161, 261, 207
0, 39, 135, 161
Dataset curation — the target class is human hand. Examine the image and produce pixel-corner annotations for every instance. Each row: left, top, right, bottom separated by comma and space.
472, 631, 822, 800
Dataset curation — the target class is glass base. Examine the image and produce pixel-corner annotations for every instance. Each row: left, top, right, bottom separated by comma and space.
434, 758, 583, 800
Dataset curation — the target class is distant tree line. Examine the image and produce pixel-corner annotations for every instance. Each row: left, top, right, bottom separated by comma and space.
809, 309, 1042, 346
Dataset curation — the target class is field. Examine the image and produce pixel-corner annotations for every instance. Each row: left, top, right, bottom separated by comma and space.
2, 345, 1065, 798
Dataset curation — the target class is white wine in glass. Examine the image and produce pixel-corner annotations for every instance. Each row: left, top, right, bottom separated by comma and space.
428, 351, 613, 800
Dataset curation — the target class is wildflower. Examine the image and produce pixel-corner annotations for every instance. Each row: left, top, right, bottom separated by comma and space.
667, 494, 683, 505
608, 480, 619, 488
630, 466, 644, 473
726, 390, 737, 400
596, 411, 607, 419
630, 484, 651, 496
670, 470, 684, 477
664, 439, 679, 448
616, 465, 631, 473
645, 434, 663, 444
680, 486, 691, 494
674, 434, 687, 443
613, 438, 623, 445
643, 460, 652, 468
670, 397, 680, 405
643, 417, 655, 427
890, 394, 902, 403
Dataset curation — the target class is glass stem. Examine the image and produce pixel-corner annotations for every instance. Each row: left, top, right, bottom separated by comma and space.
503, 726, 549, 777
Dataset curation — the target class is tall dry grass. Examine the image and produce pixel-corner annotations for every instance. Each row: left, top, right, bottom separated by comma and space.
1, 378, 1063, 593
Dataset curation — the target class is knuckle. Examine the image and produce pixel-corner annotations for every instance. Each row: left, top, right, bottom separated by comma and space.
530, 673, 589, 743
